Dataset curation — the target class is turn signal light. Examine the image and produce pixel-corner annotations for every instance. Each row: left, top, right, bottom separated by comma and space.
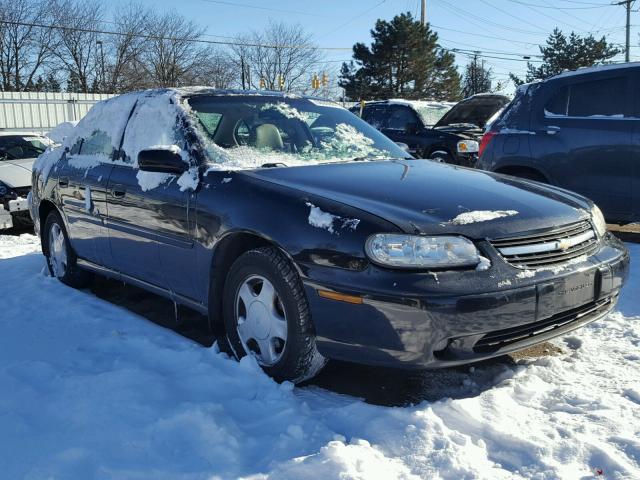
318, 290, 363, 304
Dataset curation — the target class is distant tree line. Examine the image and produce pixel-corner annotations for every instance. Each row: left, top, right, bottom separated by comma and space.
0, 0, 328, 94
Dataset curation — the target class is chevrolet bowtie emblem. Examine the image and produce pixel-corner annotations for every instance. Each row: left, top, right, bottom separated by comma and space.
557, 238, 572, 251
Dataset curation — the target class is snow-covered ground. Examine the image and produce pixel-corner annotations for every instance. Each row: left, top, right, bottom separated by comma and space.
1, 233, 638, 480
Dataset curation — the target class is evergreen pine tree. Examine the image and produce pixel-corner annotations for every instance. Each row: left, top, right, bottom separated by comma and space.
462, 55, 493, 97
339, 12, 461, 101
511, 29, 620, 85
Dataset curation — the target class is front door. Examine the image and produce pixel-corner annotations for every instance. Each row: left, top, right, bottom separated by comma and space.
106, 92, 198, 300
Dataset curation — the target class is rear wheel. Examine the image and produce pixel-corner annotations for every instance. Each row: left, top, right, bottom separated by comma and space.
43, 211, 92, 288
222, 247, 326, 383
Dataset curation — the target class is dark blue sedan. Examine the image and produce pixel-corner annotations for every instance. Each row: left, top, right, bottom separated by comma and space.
30, 88, 628, 383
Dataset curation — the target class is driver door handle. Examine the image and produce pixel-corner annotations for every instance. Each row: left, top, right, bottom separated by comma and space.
545, 125, 561, 135
58, 177, 69, 188
111, 186, 126, 198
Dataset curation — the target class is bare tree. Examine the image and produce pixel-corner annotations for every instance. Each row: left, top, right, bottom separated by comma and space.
103, 1, 151, 92
51, 0, 103, 92
141, 11, 207, 87
189, 49, 236, 89
233, 21, 323, 93
0, 0, 58, 91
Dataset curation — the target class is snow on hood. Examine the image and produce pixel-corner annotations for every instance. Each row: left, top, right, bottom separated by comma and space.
0, 158, 34, 188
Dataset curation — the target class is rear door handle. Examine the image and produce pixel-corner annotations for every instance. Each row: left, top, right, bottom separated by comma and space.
58, 178, 69, 188
545, 125, 560, 135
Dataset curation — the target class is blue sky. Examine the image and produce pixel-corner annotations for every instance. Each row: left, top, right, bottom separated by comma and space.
142, 0, 633, 93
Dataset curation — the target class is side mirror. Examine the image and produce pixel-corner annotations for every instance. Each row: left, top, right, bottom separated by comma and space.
395, 142, 410, 152
404, 122, 419, 135
138, 146, 188, 175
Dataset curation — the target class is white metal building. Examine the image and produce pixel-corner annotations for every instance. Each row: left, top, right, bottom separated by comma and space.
0, 91, 114, 134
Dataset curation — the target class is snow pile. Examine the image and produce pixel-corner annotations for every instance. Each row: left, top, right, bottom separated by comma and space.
1, 237, 639, 479
450, 210, 518, 225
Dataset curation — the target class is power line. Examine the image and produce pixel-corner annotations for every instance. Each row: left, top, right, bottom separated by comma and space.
0, 19, 352, 51
318, 0, 387, 39
200, 0, 334, 18
507, 0, 610, 8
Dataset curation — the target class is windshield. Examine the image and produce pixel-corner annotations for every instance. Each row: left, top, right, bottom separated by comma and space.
187, 96, 409, 168
0, 135, 51, 160
412, 102, 454, 126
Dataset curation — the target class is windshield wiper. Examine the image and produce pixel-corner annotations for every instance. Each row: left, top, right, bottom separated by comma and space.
435, 123, 478, 129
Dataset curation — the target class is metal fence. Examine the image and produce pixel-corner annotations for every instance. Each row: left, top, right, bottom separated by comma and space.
0, 91, 114, 134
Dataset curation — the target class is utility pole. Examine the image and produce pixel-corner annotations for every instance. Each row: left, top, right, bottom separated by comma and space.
420, 0, 426, 26
615, 0, 634, 62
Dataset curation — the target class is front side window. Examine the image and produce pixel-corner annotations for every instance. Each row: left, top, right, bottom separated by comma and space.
187, 96, 409, 168
386, 106, 419, 131
568, 77, 625, 117
544, 77, 626, 118
0, 135, 51, 161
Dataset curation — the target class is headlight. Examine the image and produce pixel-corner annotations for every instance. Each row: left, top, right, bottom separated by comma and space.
457, 140, 479, 154
591, 204, 607, 238
365, 234, 480, 269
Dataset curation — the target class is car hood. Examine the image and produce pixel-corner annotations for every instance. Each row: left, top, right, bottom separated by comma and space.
246, 160, 591, 238
0, 158, 34, 188
434, 94, 510, 130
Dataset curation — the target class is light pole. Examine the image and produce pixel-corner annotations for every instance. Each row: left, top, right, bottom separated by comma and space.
96, 40, 105, 92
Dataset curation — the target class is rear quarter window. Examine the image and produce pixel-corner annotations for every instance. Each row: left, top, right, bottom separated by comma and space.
544, 76, 627, 118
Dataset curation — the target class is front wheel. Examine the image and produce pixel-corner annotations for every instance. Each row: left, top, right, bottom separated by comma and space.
222, 247, 326, 383
43, 211, 92, 288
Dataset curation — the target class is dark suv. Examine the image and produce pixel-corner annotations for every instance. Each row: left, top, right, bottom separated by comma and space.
477, 63, 639, 223
354, 94, 509, 166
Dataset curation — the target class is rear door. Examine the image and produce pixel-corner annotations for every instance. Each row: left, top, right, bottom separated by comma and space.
56, 131, 115, 265
530, 74, 633, 221
106, 92, 198, 300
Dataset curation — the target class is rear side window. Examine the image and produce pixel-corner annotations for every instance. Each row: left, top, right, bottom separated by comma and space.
545, 77, 626, 118
80, 130, 114, 156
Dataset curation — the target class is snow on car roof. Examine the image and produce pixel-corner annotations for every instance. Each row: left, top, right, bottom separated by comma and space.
549, 61, 640, 81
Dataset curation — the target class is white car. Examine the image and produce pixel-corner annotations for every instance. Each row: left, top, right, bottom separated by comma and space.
0, 132, 52, 230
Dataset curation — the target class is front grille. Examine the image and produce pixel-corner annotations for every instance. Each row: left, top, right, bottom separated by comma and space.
490, 220, 599, 268
473, 295, 615, 353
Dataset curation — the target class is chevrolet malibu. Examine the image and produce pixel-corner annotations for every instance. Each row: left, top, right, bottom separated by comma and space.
30, 89, 629, 383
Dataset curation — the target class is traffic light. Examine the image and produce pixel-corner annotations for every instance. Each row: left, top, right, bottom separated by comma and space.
311, 74, 319, 89
278, 75, 285, 90
321, 72, 329, 87
259, 78, 265, 89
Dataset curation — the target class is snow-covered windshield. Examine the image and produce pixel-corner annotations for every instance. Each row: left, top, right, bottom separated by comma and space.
187, 96, 409, 168
0, 135, 51, 161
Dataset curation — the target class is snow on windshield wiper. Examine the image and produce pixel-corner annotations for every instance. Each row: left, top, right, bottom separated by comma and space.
260, 162, 287, 168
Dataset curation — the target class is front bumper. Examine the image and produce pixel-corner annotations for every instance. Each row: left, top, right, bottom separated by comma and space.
302, 234, 629, 368
0, 196, 32, 230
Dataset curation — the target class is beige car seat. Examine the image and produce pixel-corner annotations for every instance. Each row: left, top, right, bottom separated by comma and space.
255, 124, 284, 150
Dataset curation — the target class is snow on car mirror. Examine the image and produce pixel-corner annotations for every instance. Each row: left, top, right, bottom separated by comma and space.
138, 145, 188, 175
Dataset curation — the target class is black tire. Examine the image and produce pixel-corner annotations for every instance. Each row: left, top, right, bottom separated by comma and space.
428, 150, 453, 164
43, 210, 92, 288
222, 246, 326, 383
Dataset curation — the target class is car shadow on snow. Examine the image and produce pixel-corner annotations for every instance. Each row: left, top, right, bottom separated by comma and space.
89, 275, 554, 407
